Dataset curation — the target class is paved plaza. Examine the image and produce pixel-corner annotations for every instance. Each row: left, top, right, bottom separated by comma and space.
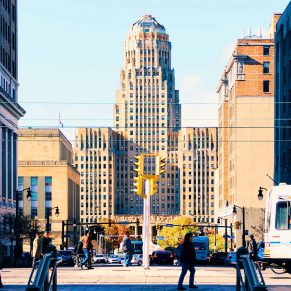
1, 265, 291, 290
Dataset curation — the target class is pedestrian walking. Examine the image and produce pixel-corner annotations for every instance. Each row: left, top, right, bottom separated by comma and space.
41, 232, 51, 256
32, 232, 43, 266
177, 233, 198, 290
81, 232, 94, 269
248, 234, 258, 261
122, 231, 133, 267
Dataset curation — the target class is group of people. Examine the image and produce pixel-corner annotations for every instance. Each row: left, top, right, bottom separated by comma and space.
32, 231, 52, 266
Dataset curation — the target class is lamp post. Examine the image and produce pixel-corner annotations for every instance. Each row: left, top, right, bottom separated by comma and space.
73, 218, 77, 247
46, 206, 60, 232
214, 224, 217, 252
232, 205, 246, 248
217, 217, 228, 252
15, 188, 31, 266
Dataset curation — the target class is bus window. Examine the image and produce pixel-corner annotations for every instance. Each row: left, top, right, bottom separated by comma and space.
275, 201, 291, 230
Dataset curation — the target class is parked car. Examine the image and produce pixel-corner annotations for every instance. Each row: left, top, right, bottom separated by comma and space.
257, 241, 265, 261
225, 252, 237, 266
131, 254, 143, 266
93, 254, 108, 264
59, 250, 74, 266
108, 254, 122, 264
150, 250, 174, 265
208, 252, 228, 265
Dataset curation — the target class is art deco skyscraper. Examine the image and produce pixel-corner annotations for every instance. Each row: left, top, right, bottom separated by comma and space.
74, 15, 218, 224
113, 15, 181, 215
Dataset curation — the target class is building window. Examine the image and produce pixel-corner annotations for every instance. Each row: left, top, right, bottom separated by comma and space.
31, 208, 38, 217
263, 46, 270, 56
31, 177, 38, 201
45, 177, 52, 200
263, 62, 270, 74
263, 80, 270, 93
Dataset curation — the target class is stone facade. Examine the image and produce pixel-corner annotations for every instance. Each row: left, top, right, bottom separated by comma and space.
74, 15, 218, 226
216, 15, 278, 246
18, 129, 80, 248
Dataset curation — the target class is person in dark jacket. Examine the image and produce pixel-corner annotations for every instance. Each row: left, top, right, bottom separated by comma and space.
177, 233, 198, 290
122, 231, 133, 267
41, 232, 51, 256
248, 234, 258, 261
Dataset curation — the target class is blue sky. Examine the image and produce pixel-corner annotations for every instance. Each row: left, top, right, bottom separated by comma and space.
18, 0, 290, 140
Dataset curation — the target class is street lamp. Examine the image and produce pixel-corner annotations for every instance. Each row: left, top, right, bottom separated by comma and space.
258, 186, 267, 201
232, 205, 246, 248
46, 206, 60, 232
217, 217, 228, 252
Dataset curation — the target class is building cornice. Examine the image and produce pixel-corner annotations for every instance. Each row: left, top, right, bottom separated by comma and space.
18, 161, 68, 167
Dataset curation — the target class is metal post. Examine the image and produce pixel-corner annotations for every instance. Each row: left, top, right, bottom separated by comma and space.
14, 190, 19, 266
214, 225, 217, 252
52, 267, 57, 291
224, 219, 228, 252
65, 219, 69, 249
230, 223, 233, 250
242, 207, 246, 248
143, 179, 150, 269
46, 208, 50, 232
73, 218, 77, 246
61, 221, 65, 250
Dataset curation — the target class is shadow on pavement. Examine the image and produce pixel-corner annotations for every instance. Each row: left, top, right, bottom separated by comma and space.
1, 284, 236, 290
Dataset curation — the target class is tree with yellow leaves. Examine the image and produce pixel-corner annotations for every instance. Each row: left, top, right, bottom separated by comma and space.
157, 216, 197, 249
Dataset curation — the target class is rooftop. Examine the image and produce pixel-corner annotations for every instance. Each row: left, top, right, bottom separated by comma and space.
132, 15, 166, 33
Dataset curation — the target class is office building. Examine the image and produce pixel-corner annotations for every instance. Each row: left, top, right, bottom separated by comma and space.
75, 15, 218, 226
216, 15, 278, 246
0, 0, 25, 215
18, 129, 80, 248
274, 3, 291, 184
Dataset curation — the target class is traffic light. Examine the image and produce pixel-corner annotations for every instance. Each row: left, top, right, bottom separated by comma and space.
108, 219, 112, 227
181, 225, 185, 230
156, 224, 161, 231
133, 175, 145, 198
134, 155, 144, 175
234, 221, 240, 229
150, 178, 158, 196
156, 156, 166, 176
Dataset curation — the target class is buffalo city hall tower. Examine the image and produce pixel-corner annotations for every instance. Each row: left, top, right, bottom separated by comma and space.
74, 15, 218, 225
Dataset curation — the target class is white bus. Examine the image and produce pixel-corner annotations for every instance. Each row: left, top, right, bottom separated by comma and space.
192, 236, 209, 263
264, 183, 291, 273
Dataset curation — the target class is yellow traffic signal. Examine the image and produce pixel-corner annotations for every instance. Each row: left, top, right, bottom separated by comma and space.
156, 156, 166, 175
134, 155, 144, 176
156, 224, 161, 231
181, 225, 185, 230
133, 175, 145, 198
234, 221, 240, 229
150, 178, 158, 196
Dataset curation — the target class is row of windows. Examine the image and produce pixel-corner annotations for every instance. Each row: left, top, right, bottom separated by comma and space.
0, 45, 16, 77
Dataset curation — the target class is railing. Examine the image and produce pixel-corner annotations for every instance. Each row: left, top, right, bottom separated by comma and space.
26, 252, 62, 291
236, 248, 267, 291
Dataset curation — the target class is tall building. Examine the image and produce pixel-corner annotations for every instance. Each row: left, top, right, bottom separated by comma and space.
0, 0, 25, 215
113, 15, 181, 216
274, 3, 291, 184
18, 129, 80, 248
75, 15, 218, 226
216, 15, 278, 246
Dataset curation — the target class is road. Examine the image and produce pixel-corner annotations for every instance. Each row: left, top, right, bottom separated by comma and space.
2, 264, 291, 290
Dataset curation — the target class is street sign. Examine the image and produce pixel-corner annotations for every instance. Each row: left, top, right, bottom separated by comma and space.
120, 221, 129, 225
223, 235, 231, 238
165, 224, 174, 227
244, 230, 249, 235
156, 236, 164, 240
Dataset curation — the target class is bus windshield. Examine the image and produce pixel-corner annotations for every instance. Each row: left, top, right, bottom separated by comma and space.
275, 201, 291, 230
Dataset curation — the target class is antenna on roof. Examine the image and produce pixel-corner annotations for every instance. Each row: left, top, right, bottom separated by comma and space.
249, 28, 252, 37
259, 27, 262, 38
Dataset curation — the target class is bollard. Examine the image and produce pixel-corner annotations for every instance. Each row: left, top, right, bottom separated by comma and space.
236, 247, 249, 290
